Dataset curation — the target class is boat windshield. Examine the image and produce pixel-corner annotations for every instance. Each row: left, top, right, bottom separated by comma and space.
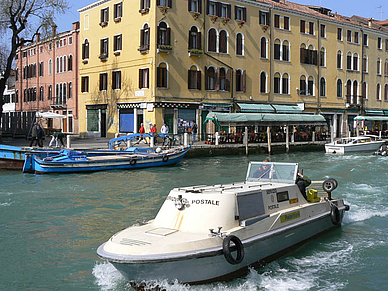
246, 162, 298, 184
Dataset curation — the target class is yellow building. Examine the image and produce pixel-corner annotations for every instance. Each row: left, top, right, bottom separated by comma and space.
77, 0, 388, 139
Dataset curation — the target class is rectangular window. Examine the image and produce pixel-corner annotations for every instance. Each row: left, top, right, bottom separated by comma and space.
114, 2, 122, 19
157, 66, 167, 88
309, 22, 314, 35
112, 71, 121, 89
81, 76, 89, 93
347, 30, 352, 42
354, 31, 359, 44
235, 6, 245, 21
274, 14, 280, 28
139, 68, 149, 89
39, 62, 44, 77
208, 1, 216, 16
100, 38, 109, 58
284, 16, 290, 30
378, 37, 382, 49
363, 33, 368, 46
337, 28, 342, 41
69, 36, 73, 45
99, 73, 108, 91
220, 4, 228, 18
188, 70, 201, 90
300, 20, 305, 33
259, 11, 269, 25
101, 7, 109, 23
189, 0, 200, 13
114, 34, 122, 51
320, 24, 326, 38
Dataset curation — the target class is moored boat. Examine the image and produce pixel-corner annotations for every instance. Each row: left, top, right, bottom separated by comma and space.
97, 161, 349, 285
325, 135, 384, 154
23, 146, 190, 174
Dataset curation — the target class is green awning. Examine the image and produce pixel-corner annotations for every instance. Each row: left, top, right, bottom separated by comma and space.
204, 112, 326, 126
354, 116, 388, 121
202, 103, 232, 108
272, 104, 303, 114
365, 110, 384, 116
237, 103, 275, 113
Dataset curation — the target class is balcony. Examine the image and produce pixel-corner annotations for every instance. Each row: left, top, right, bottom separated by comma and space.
51, 97, 67, 109
188, 48, 203, 57
138, 44, 150, 54
157, 44, 172, 54
99, 53, 108, 61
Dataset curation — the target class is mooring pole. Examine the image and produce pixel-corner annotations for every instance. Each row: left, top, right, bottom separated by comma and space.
245, 126, 249, 156
286, 126, 289, 153
267, 126, 272, 155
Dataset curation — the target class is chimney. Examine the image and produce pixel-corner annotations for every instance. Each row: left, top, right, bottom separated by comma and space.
73, 21, 80, 30
335, 12, 337, 17
52, 25, 57, 37
36, 33, 40, 42
368, 18, 373, 28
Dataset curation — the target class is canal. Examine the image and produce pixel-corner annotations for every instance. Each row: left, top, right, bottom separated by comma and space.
1, 151, 387, 290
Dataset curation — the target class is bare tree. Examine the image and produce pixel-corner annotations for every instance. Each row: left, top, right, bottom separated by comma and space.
0, 0, 69, 140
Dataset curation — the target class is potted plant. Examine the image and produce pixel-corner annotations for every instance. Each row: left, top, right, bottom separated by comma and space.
161, 6, 168, 14
193, 12, 200, 19
139, 8, 149, 14
223, 17, 230, 24
100, 21, 108, 27
238, 20, 245, 27
211, 15, 218, 23
262, 24, 269, 31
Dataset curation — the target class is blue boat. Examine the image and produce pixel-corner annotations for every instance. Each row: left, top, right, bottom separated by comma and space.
23, 146, 190, 174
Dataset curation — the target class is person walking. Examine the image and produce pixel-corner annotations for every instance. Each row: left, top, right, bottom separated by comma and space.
138, 123, 148, 144
161, 123, 169, 145
191, 121, 198, 143
29, 123, 39, 147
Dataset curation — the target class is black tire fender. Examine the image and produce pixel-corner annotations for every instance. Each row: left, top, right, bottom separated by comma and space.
222, 235, 244, 265
162, 154, 169, 162
323, 179, 337, 193
331, 204, 341, 226
327, 178, 338, 189
130, 159, 136, 166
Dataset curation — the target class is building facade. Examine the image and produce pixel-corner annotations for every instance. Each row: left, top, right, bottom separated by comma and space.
14, 22, 80, 134
77, 0, 388, 139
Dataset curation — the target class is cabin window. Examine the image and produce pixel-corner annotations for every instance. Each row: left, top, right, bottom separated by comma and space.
277, 191, 289, 202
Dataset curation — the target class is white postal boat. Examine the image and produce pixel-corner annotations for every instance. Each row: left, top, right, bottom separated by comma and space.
97, 162, 349, 284
325, 135, 384, 154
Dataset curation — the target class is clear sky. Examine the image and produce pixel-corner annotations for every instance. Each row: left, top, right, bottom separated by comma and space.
56, 0, 387, 32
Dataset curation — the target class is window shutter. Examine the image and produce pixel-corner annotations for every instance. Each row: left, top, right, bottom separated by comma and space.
140, 29, 144, 46
100, 9, 104, 22
215, 67, 220, 91
82, 43, 85, 59
313, 50, 318, 65
163, 68, 167, 87
141, 0, 144, 10
243, 7, 246, 21
147, 27, 151, 48
205, 66, 208, 90
188, 31, 193, 49
226, 69, 231, 92
234, 6, 237, 20
157, 67, 161, 87
197, 31, 202, 49
188, 70, 192, 89
216, 2, 221, 17
139, 69, 143, 89
146, 68, 149, 88
168, 0, 172, 8
147, 0, 150, 9
188, 0, 191, 11
227, 4, 231, 19
167, 28, 171, 45
157, 0, 160, 6
206, 0, 210, 15
157, 26, 160, 45
106, 8, 109, 21
99, 74, 102, 91
197, 71, 201, 89
242, 70, 246, 92
199, 0, 202, 13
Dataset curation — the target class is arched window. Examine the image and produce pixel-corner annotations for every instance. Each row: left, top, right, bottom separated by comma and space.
236, 69, 245, 92
208, 28, 217, 52
56, 84, 59, 103
377, 58, 381, 75
320, 77, 326, 96
353, 80, 358, 104
377, 83, 381, 100
219, 68, 226, 91
236, 33, 243, 56
82, 39, 89, 60
353, 53, 359, 71
346, 80, 352, 103
48, 59, 52, 75
140, 23, 150, 50
56, 57, 59, 73
63, 82, 67, 101
260, 71, 267, 93
63, 56, 67, 72
157, 22, 170, 46
320, 47, 325, 67
48, 85, 52, 100
68, 55, 73, 71
260, 37, 267, 58
337, 50, 342, 69
219, 30, 227, 53
206, 67, 216, 90
385, 84, 388, 101
274, 39, 281, 60
60, 57, 63, 73
188, 65, 201, 90
385, 60, 388, 76
363, 55, 368, 73
39, 86, 44, 101
157, 62, 168, 88
68, 82, 72, 99
282, 73, 289, 94
337, 79, 342, 97
299, 75, 306, 95
308, 76, 314, 96
282, 40, 290, 61
189, 26, 201, 50
274, 72, 281, 93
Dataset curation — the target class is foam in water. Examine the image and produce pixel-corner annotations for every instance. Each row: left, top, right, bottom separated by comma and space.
92, 261, 126, 290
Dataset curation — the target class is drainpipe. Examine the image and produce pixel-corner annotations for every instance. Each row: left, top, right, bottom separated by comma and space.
360, 28, 365, 115
268, 6, 273, 103
317, 19, 321, 114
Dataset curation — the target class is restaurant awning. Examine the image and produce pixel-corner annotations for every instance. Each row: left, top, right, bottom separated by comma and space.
354, 115, 388, 121
237, 103, 274, 113
272, 104, 303, 114
204, 112, 326, 127
365, 110, 384, 116
36, 111, 66, 118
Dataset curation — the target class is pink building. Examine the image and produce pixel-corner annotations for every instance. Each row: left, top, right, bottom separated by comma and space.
15, 22, 80, 134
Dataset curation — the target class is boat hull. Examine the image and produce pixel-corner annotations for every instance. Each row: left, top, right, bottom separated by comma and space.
325, 141, 384, 153
98, 208, 345, 284
28, 148, 189, 174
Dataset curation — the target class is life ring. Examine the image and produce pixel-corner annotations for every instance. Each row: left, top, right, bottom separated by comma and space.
130, 159, 137, 166
327, 178, 338, 189
222, 235, 244, 265
330, 204, 341, 226
162, 154, 169, 162
322, 179, 337, 193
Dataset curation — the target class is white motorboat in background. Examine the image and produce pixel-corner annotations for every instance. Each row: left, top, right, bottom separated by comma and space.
97, 162, 349, 285
325, 135, 384, 154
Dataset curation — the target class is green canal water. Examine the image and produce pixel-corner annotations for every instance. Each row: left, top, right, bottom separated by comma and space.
1, 152, 388, 291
